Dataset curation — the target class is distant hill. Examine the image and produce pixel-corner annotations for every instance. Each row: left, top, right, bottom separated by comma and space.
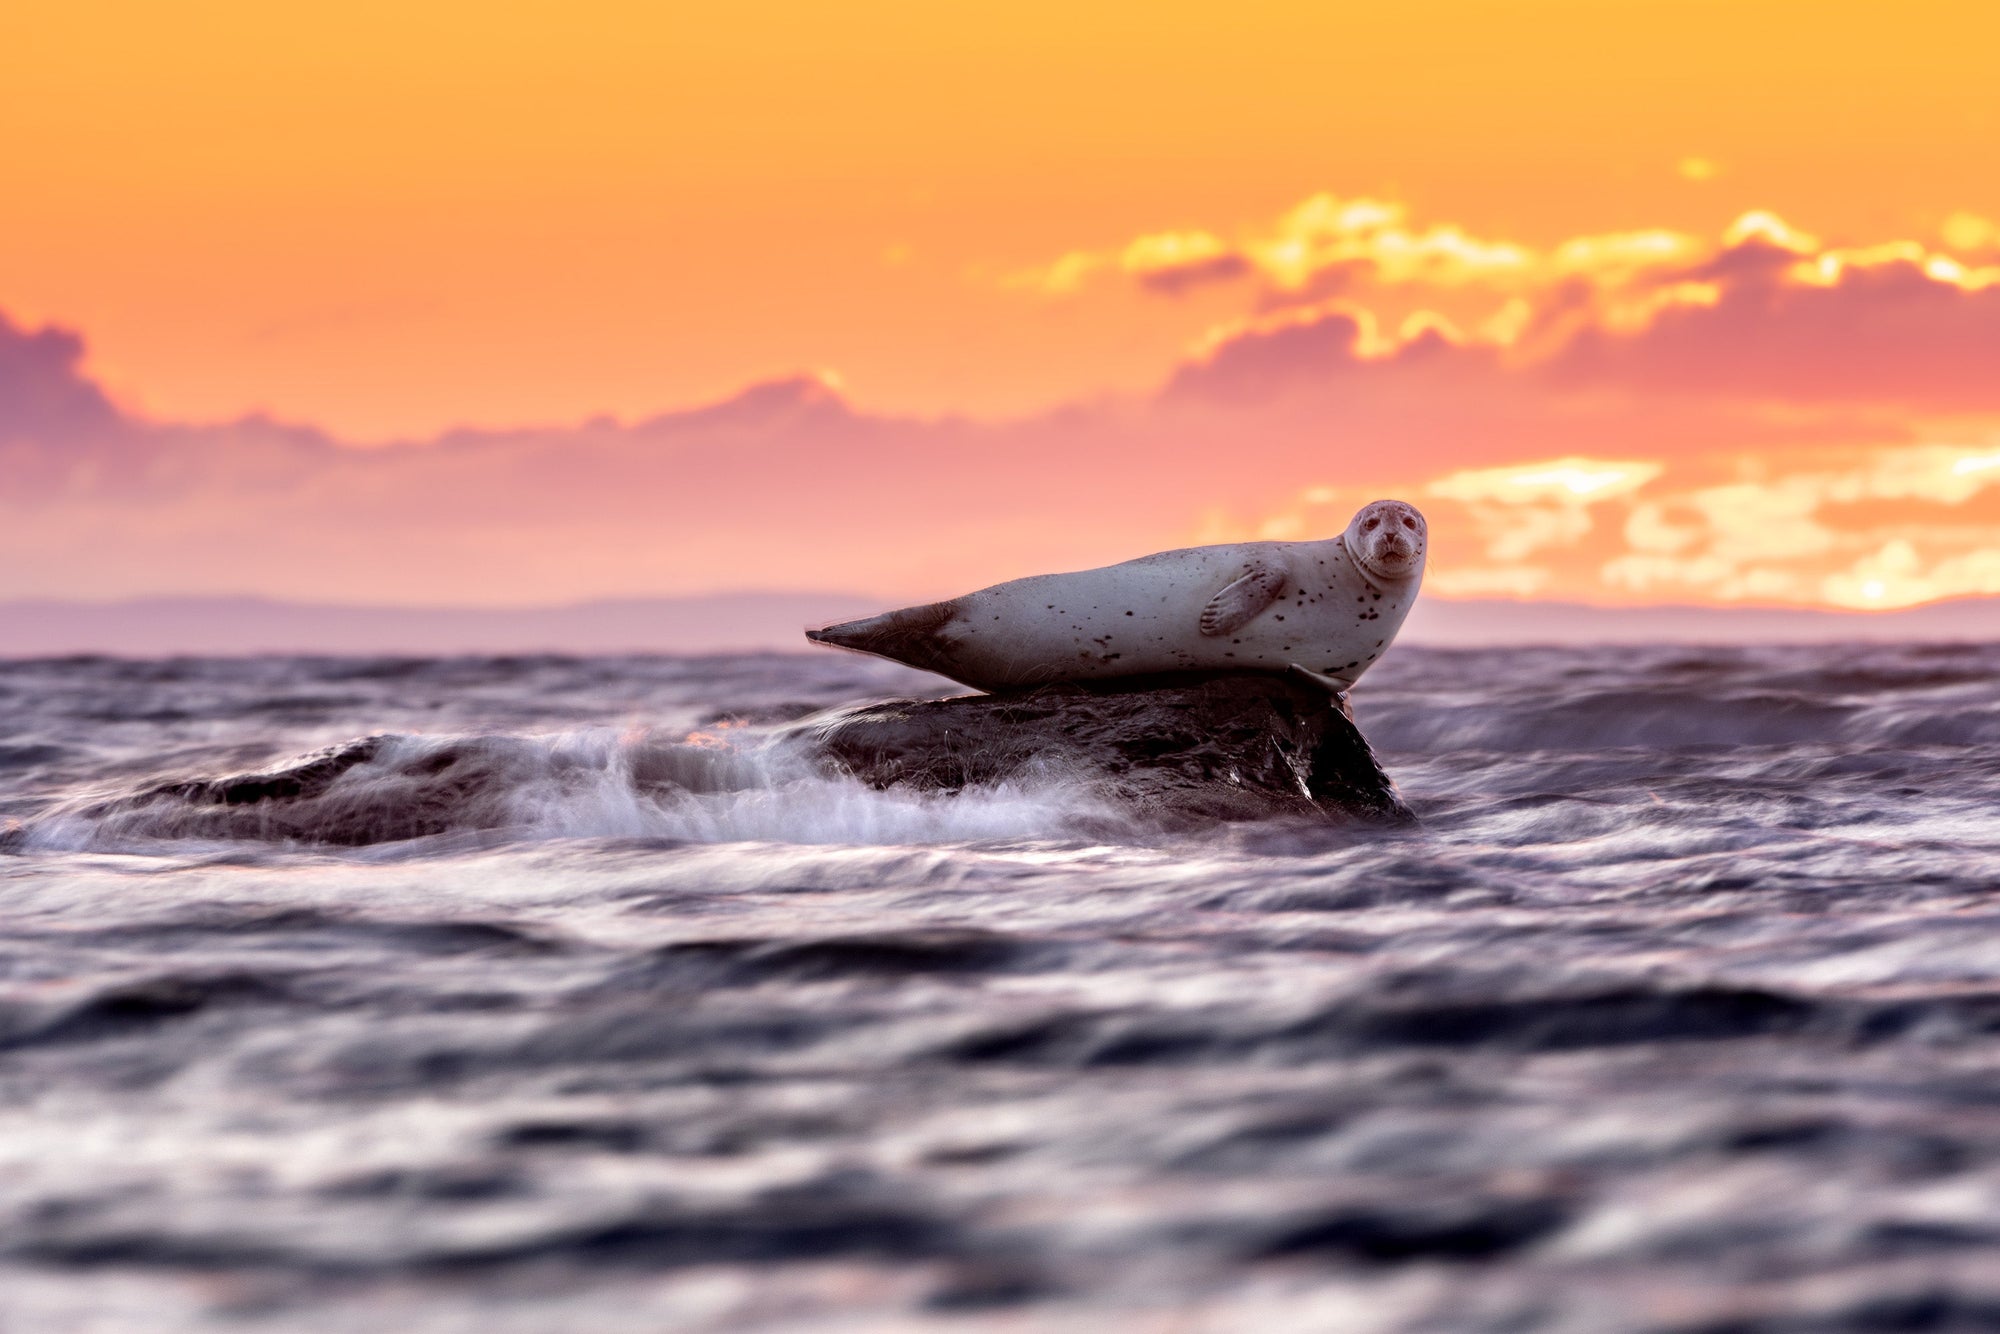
4, 592, 1998, 657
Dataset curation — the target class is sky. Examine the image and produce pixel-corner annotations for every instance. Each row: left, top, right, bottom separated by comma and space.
6, 1, 2000, 613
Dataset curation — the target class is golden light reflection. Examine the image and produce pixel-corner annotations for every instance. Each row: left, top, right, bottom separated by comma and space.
1943, 213, 2000, 254
1723, 211, 1820, 253
1034, 199, 2000, 381
1121, 230, 1234, 277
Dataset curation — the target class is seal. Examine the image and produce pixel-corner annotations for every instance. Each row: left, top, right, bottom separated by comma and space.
807, 499, 1427, 692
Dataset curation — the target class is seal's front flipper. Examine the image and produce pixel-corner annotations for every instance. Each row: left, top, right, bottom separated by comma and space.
1199, 560, 1288, 637
1288, 663, 1354, 719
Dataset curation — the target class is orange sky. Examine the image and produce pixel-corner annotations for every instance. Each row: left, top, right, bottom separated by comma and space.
5, 1, 2000, 613
6, 0, 1998, 434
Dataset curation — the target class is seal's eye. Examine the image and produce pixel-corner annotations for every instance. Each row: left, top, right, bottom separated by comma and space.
1363, 518, 1379, 531
1402, 517, 1418, 530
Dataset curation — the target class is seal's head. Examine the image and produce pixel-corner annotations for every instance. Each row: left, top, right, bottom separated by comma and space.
1345, 499, 1427, 583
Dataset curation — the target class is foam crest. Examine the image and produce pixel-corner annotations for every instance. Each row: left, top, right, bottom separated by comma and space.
21, 726, 1132, 853
491, 727, 1130, 845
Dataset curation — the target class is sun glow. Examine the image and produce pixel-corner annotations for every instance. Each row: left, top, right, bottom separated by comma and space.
1428, 459, 1664, 505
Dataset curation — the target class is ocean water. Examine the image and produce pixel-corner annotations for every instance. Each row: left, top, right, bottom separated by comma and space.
6, 646, 2000, 1331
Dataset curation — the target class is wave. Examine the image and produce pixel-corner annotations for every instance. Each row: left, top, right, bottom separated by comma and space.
1362, 688, 1861, 753
15, 727, 1136, 853
1365, 692, 2000, 755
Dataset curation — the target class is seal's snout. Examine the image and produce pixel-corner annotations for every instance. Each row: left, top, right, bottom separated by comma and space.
1370, 532, 1416, 572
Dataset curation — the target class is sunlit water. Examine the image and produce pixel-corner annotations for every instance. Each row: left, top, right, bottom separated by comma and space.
6, 647, 2000, 1331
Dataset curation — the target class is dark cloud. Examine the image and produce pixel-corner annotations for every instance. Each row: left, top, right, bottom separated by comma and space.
0, 310, 124, 445
1161, 310, 1375, 403
1676, 235, 1806, 286
0, 310, 338, 503
1133, 252, 1254, 297
1160, 308, 1499, 408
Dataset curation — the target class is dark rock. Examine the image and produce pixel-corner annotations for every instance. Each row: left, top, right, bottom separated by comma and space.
797, 672, 1413, 828
151, 736, 387, 807
39, 673, 1411, 848
68, 735, 524, 847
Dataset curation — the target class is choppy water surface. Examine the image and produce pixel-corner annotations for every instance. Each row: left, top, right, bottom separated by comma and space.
7, 646, 2000, 1331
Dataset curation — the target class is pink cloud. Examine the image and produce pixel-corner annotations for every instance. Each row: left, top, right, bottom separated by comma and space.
1551, 247, 2000, 409
0, 305, 1892, 603
1162, 309, 1497, 406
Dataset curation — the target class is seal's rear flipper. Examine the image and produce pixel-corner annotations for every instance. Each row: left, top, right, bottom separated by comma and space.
807, 605, 938, 652
807, 600, 965, 678
804, 620, 862, 648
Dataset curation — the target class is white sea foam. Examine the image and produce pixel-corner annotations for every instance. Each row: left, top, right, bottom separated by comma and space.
22, 726, 1134, 853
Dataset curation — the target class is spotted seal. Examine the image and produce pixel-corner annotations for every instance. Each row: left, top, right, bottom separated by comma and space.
807, 499, 1426, 692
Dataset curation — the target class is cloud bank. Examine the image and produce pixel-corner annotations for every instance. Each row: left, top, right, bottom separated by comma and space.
9, 199, 2000, 612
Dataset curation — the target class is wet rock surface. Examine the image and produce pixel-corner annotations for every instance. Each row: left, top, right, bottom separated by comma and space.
52, 735, 537, 847
801, 672, 1414, 827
